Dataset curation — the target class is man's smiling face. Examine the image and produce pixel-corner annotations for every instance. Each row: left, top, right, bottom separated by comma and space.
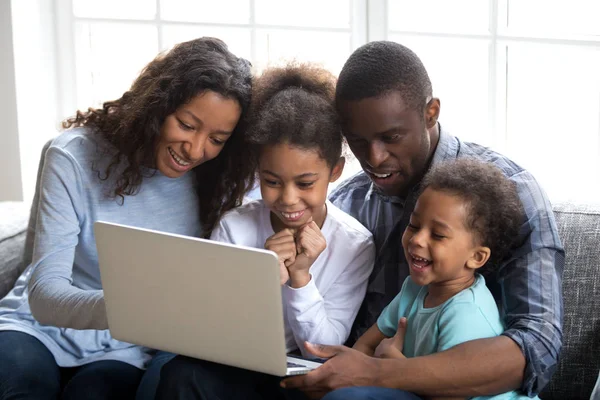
338, 91, 438, 198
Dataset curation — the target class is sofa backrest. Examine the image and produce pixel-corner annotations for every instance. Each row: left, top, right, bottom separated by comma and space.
0, 140, 51, 299
541, 203, 600, 399
0, 202, 29, 298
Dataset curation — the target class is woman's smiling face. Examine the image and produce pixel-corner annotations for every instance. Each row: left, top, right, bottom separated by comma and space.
156, 91, 241, 178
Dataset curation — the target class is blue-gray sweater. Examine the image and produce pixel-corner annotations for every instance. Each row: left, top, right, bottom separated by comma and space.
0, 128, 200, 368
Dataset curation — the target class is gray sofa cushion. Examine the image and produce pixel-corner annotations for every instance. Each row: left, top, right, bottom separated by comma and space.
0, 201, 28, 299
541, 203, 600, 400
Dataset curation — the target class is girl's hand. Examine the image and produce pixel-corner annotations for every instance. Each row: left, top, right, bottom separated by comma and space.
265, 229, 296, 285
287, 220, 327, 288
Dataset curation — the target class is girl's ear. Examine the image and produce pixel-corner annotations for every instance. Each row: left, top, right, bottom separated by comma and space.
329, 157, 345, 183
466, 246, 491, 270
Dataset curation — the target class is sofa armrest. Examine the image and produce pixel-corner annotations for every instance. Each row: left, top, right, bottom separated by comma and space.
0, 202, 29, 299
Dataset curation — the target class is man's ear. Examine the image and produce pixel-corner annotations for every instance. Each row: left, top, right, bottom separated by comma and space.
329, 157, 345, 183
425, 98, 441, 129
466, 246, 491, 270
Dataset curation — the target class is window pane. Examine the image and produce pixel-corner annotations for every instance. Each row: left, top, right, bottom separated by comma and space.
74, 23, 159, 109
388, 0, 489, 34
161, 26, 252, 60
389, 36, 491, 145
73, 0, 156, 20
506, 0, 600, 36
504, 43, 600, 203
254, 30, 351, 75
160, 0, 250, 24
255, 0, 350, 28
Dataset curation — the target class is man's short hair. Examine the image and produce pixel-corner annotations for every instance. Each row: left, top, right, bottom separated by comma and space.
336, 41, 433, 112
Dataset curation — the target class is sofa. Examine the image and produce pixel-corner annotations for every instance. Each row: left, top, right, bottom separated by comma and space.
1, 198, 598, 399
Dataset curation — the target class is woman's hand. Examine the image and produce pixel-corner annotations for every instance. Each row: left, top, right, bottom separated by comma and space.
286, 220, 327, 288
265, 228, 297, 285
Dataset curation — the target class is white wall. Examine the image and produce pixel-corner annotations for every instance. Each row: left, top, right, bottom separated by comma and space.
0, 0, 23, 201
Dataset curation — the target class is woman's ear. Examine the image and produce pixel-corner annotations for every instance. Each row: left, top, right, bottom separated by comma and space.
329, 157, 345, 183
466, 246, 491, 270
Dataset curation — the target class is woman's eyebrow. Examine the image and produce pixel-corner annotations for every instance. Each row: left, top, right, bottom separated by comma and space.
181, 110, 233, 135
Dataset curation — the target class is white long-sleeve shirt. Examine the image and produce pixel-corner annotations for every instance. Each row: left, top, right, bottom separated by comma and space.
210, 199, 375, 356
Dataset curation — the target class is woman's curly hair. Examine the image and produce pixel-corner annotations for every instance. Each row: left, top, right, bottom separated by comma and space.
62, 37, 254, 236
421, 158, 524, 275
246, 62, 342, 168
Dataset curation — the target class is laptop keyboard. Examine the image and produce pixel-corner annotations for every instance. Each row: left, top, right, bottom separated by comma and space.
287, 361, 307, 368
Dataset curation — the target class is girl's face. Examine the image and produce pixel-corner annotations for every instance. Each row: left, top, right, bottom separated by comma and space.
156, 91, 241, 178
259, 143, 343, 232
401, 188, 489, 288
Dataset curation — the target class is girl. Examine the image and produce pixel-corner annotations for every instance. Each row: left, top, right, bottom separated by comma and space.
336, 158, 534, 400
0, 37, 253, 400
156, 63, 376, 399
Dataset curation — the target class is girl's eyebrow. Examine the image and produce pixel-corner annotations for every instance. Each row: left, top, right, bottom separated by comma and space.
261, 170, 318, 179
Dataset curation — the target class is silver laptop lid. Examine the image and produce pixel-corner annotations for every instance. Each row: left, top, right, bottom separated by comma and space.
94, 221, 289, 376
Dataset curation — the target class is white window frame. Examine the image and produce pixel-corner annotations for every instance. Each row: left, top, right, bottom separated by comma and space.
54, 0, 369, 119
8, 0, 600, 203
367, 0, 600, 155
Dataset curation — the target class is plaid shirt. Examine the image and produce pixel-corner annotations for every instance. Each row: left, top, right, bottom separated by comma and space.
330, 127, 564, 396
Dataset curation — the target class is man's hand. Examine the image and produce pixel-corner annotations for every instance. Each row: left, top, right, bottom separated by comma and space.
265, 229, 296, 285
374, 317, 407, 359
287, 220, 326, 288
281, 342, 381, 399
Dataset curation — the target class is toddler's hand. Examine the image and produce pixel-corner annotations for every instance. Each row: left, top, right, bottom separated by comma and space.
374, 318, 407, 359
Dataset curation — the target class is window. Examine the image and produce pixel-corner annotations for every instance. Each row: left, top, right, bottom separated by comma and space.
59, 0, 360, 113
379, 0, 600, 203
12, 0, 600, 203
51, 0, 365, 194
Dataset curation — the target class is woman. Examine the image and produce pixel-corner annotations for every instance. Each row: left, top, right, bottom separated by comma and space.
0, 37, 253, 400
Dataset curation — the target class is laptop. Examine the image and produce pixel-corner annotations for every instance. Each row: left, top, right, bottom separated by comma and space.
94, 221, 323, 376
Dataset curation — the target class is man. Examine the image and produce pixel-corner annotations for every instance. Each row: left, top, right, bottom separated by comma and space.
282, 41, 564, 399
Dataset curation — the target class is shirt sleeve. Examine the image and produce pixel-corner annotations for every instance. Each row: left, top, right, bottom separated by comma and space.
376, 277, 412, 337
437, 302, 502, 353
209, 217, 235, 244
500, 171, 564, 396
283, 236, 376, 357
28, 146, 107, 330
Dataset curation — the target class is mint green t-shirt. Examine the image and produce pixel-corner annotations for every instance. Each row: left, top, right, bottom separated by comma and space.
377, 275, 539, 400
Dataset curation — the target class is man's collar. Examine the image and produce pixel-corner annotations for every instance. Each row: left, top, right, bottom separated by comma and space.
365, 176, 405, 205
430, 124, 460, 167
367, 186, 405, 204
